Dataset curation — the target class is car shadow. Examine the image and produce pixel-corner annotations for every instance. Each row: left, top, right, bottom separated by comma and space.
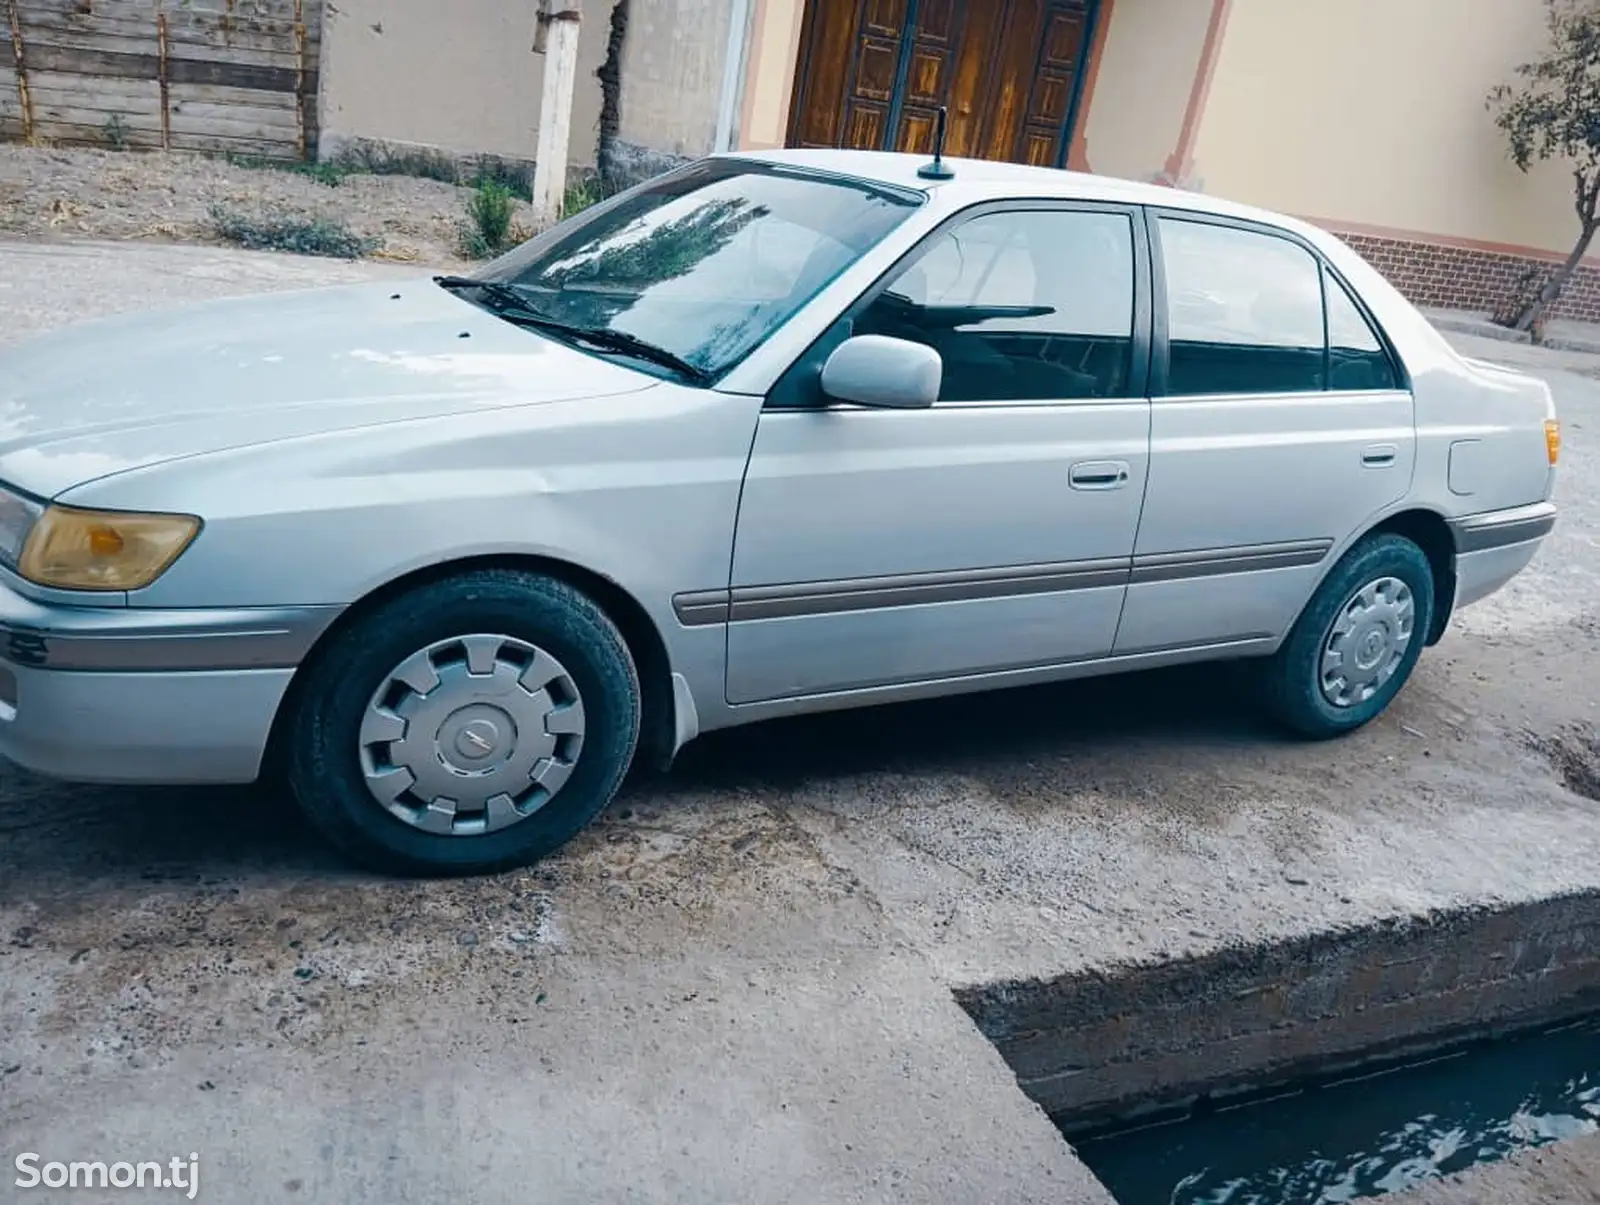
667, 660, 1281, 793
0, 662, 1279, 888
0, 774, 346, 894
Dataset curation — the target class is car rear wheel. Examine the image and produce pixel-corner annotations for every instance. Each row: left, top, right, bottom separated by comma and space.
284, 569, 640, 876
1262, 533, 1435, 739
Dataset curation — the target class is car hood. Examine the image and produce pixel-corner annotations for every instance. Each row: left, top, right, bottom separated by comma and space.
0, 279, 655, 498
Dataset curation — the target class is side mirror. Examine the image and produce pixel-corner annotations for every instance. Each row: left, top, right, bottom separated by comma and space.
819, 335, 941, 409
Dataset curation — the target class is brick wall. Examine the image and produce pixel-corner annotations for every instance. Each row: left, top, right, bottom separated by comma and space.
1332, 230, 1600, 324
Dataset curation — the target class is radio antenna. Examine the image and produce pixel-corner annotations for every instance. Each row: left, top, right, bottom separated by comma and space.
916, 106, 955, 180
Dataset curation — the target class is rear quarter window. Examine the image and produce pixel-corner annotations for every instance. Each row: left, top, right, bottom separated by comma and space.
1325, 270, 1399, 391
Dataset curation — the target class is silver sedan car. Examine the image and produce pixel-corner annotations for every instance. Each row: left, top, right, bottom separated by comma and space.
0, 150, 1559, 874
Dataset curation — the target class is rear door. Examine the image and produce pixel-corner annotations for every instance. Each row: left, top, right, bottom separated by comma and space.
1114, 210, 1414, 655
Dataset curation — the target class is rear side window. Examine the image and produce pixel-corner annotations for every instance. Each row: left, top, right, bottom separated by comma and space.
1325, 270, 1399, 391
1159, 218, 1326, 396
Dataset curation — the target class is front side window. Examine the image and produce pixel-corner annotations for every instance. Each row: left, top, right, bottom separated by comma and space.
473, 160, 921, 380
1160, 218, 1326, 396
853, 209, 1137, 402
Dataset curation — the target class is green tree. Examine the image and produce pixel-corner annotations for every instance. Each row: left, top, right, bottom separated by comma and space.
1487, 0, 1600, 333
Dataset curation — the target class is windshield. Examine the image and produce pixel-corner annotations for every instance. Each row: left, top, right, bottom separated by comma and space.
474, 159, 923, 381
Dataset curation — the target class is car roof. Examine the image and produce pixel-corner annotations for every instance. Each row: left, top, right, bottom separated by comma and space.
721, 147, 1324, 243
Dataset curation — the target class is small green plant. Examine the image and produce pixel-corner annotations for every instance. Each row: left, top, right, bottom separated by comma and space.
222, 152, 349, 187
290, 160, 349, 187
208, 203, 380, 259
562, 175, 605, 219
468, 155, 533, 202
459, 179, 518, 259
102, 114, 130, 151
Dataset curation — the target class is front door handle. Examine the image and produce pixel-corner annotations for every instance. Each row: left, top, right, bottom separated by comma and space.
1069, 460, 1131, 490
1362, 443, 1398, 468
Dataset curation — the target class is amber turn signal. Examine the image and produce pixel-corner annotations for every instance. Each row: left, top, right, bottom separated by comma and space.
18, 506, 201, 591
1546, 419, 1562, 466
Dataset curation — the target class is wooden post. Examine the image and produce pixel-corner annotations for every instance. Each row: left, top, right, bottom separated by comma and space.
293, 0, 309, 161
157, 9, 171, 151
532, 0, 582, 230
5, 0, 32, 144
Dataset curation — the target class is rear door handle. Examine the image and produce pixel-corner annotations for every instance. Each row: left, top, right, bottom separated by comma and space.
1069, 460, 1131, 490
1362, 443, 1398, 468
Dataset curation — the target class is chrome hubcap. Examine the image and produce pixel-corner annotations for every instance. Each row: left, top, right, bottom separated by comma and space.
359, 634, 586, 836
1319, 576, 1415, 708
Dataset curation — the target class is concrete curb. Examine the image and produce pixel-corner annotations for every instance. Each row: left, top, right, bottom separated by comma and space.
1425, 310, 1532, 345
1543, 332, 1600, 355
1426, 308, 1600, 356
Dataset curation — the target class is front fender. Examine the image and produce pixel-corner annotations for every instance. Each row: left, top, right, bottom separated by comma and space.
61, 389, 765, 640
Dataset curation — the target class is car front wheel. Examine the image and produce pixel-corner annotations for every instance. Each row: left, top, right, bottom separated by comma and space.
284, 569, 641, 876
1262, 533, 1435, 739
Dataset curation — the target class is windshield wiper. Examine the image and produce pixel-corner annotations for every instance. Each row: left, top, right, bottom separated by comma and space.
434, 274, 535, 314
540, 322, 714, 386
434, 274, 711, 386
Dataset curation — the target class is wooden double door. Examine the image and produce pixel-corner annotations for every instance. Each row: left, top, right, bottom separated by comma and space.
787, 0, 1094, 167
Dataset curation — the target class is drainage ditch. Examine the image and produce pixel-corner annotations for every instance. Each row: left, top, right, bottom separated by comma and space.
1076, 1014, 1600, 1203
956, 891, 1600, 1204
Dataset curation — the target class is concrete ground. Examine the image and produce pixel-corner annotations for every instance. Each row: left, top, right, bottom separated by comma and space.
2, 239, 1600, 1204
1395, 1132, 1600, 1204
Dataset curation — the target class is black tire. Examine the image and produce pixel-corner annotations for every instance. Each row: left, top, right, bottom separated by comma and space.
284, 569, 640, 876
1262, 533, 1435, 739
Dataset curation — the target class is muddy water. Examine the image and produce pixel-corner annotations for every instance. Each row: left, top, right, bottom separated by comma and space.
1073, 1015, 1600, 1205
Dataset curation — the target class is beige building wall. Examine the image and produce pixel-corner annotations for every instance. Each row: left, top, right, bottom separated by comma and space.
1079, 0, 1215, 183
318, 0, 610, 167
739, 0, 805, 149
1191, 0, 1577, 256
615, 0, 735, 159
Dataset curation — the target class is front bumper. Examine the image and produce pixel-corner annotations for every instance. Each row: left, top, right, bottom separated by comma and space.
0, 584, 340, 784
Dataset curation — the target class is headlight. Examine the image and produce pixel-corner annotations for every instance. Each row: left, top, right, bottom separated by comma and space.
17, 505, 201, 591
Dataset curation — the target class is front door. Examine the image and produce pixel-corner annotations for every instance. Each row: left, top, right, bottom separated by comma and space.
787, 0, 1096, 166
725, 202, 1151, 705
